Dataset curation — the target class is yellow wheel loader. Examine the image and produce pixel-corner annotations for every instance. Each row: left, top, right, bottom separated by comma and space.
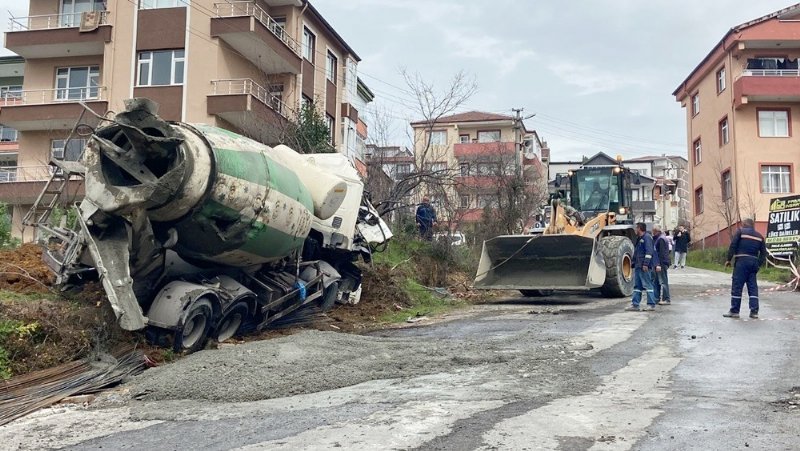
474, 161, 639, 298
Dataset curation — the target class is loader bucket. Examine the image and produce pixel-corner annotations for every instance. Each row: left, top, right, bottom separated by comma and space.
473, 234, 606, 291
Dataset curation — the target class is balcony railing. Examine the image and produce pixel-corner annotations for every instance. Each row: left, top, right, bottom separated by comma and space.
742, 69, 800, 77
0, 87, 107, 107
211, 78, 291, 119
0, 165, 58, 183
8, 11, 109, 31
214, 1, 300, 55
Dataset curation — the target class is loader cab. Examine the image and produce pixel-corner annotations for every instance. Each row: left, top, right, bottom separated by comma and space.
568, 166, 629, 217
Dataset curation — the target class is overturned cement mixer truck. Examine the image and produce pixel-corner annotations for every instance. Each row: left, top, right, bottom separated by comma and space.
41, 99, 391, 351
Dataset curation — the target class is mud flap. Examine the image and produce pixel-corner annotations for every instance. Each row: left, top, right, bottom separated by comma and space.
474, 235, 606, 290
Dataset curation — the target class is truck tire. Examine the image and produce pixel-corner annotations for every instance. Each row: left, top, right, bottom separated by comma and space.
519, 290, 554, 297
599, 236, 635, 298
214, 301, 248, 343
174, 298, 213, 353
319, 282, 339, 312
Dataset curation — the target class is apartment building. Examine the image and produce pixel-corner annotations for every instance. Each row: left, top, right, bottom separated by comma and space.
673, 3, 800, 246
1, 0, 363, 240
409, 111, 548, 225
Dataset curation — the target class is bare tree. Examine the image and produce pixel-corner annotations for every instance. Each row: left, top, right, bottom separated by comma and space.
369, 69, 477, 218
710, 153, 739, 241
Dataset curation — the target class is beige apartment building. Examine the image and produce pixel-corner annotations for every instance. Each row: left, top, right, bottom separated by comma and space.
674, 3, 800, 247
1, 0, 363, 240
409, 111, 549, 227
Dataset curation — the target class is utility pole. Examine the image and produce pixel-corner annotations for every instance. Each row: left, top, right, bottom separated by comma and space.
512, 107, 524, 177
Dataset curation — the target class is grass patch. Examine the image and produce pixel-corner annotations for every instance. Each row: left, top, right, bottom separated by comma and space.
686, 247, 793, 284
0, 289, 58, 303
380, 279, 464, 323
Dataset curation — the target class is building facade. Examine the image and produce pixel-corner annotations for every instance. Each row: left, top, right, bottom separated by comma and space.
409, 111, 548, 227
1, 0, 362, 240
673, 4, 800, 246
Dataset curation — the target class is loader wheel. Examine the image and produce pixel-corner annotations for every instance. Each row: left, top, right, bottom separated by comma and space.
319, 282, 340, 312
174, 298, 213, 353
519, 290, 554, 297
599, 236, 634, 297
214, 301, 249, 343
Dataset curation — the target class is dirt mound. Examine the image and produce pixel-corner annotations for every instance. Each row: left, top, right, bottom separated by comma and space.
323, 264, 413, 331
0, 284, 135, 379
0, 244, 55, 294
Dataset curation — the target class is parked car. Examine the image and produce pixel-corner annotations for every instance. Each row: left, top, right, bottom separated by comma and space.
434, 231, 466, 246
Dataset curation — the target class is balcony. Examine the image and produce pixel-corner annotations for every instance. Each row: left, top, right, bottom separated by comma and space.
0, 87, 109, 131
208, 79, 292, 142
0, 165, 84, 204
733, 70, 800, 107
5, 11, 111, 59
454, 141, 515, 158
211, 2, 302, 75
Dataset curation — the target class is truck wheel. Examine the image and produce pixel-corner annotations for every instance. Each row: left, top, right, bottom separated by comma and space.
214, 301, 248, 343
319, 282, 340, 312
599, 236, 635, 298
174, 298, 213, 353
519, 290, 554, 297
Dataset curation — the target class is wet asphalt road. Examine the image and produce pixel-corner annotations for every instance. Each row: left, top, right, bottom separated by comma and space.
2, 267, 799, 450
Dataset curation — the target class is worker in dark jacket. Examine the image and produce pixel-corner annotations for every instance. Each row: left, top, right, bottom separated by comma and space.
652, 225, 672, 305
723, 218, 768, 319
625, 223, 657, 311
673, 225, 691, 269
415, 197, 437, 241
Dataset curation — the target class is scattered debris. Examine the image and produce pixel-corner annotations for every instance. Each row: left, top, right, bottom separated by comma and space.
406, 316, 428, 323
0, 347, 147, 426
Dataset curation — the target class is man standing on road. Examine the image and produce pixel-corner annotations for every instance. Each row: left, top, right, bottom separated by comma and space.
626, 223, 657, 312
723, 218, 767, 319
652, 225, 672, 305
673, 225, 691, 269
416, 197, 437, 241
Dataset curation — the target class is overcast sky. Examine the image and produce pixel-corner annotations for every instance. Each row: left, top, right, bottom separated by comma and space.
309, 0, 796, 161
0, 0, 796, 160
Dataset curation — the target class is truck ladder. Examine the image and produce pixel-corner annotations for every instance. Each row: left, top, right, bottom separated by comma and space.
22, 159, 86, 230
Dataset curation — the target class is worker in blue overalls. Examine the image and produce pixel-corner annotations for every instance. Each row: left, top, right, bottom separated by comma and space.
723, 218, 768, 319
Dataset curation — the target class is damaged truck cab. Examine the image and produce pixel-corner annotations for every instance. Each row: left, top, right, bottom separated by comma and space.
42, 99, 391, 351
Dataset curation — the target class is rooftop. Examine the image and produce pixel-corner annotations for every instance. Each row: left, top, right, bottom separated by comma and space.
411, 111, 514, 126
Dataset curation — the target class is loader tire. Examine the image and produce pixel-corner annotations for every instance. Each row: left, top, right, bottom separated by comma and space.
519, 290, 554, 297
319, 282, 340, 312
599, 236, 635, 298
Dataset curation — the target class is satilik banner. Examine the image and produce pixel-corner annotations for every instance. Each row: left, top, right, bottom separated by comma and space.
766, 194, 800, 256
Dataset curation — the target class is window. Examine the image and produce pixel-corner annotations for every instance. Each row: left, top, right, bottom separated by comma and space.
326, 51, 337, 83
51, 138, 87, 161
0, 85, 22, 101
459, 162, 469, 176
139, 0, 181, 9
271, 16, 286, 39
722, 170, 732, 200
747, 57, 799, 71
761, 165, 792, 193
428, 130, 447, 146
477, 130, 501, 143
719, 117, 729, 146
476, 162, 500, 175
758, 110, 789, 137
631, 189, 640, 201
138, 50, 184, 86
459, 195, 470, 209
301, 95, 313, 110
693, 138, 702, 165
716, 67, 726, 93
396, 163, 411, 175
642, 187, 652, 201
269, 84, 284, 112
61, 0, 105, 26
0, 125, 17, 142
429, 162, 447, 172
55, 66, 100, 101
326, 114, 334, 145
459, 134, 470, 144
691, 93, 699, 116
477, 195, 498, 208
303, 27, 316, 62
695, 187, 704, 215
